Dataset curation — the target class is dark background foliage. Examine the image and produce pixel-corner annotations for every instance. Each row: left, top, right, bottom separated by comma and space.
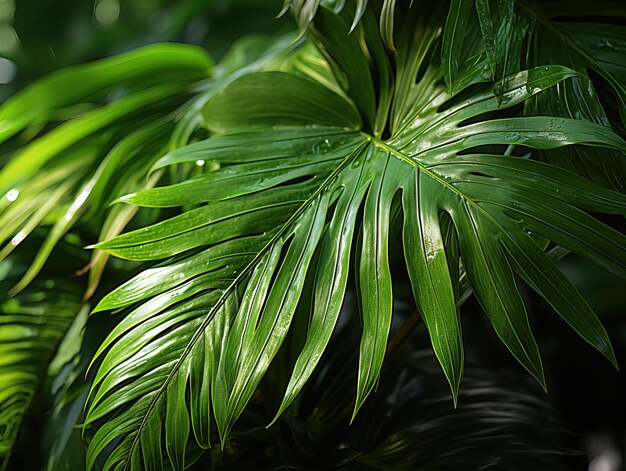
0, 0, 290, 99
1, 1, 625, 470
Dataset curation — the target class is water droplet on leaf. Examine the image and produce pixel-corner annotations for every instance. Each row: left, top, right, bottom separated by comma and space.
5, 188, 18, 202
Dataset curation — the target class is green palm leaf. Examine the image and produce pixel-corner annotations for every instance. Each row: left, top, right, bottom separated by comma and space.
85, 6, 626, 469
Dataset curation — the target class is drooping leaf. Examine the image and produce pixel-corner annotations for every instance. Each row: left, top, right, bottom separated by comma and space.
0, 42, 215, 296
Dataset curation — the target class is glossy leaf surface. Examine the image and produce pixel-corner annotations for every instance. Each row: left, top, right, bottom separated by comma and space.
86, 8, 626, 466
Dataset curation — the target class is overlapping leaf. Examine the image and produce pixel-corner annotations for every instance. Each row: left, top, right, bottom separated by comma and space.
521, 2, 626, 191
442, 0, 524, 93
437, 0, 626, 190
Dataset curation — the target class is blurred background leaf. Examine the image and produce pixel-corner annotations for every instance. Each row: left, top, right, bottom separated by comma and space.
0, 0, 288, 100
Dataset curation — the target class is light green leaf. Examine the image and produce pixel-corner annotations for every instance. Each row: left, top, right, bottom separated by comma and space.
0, 43, 212, 145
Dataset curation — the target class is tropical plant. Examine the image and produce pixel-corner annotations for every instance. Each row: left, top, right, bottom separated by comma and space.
0, 0, 625, 469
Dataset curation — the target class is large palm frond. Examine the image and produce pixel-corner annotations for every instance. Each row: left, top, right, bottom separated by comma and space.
84, 2, 626, 469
